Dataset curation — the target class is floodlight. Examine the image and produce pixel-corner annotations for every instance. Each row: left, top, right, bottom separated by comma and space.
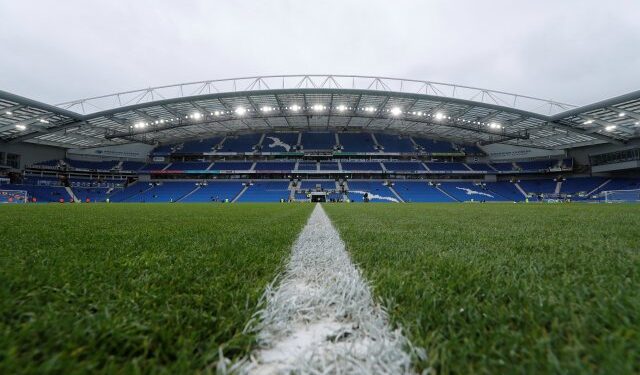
235, 107, 246, 115
193, 112, 202, 120
214, 111, 221, 116
290, 105, 301, 112
15, 124, 26, 131
313, 104, 324, 112
489, 122, 502, 129
583, 119, 594, 125
39, 119, 49, 124
364, 106, 376, 112
5, 111, 12, 115
261, 106, 272, 112
390, 107, 402, 116
605, 125, 616, 131
434, 112, 444, 120
618, 112, 625, 117
337, 105, 347, 112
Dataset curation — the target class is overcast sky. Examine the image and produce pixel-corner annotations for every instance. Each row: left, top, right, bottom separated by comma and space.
1, 0, 639, 106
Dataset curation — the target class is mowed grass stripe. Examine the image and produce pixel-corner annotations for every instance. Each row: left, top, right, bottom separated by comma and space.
0, 203, 313, 374
324, 203, 640, 374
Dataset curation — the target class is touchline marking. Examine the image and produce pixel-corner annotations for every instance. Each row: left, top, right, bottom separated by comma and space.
238, 204, 421, 374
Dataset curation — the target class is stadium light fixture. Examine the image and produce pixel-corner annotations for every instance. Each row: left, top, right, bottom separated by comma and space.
434, 112, 445, 120
15, 124, 26, 131
290, 105, 301, 112
337, 105, 347, 112
214, 111, 221, 116
235, 107, 247, 115
635, 121, 640, 126
193, 112, 202, 120
5, 111, 12, 115
618, 112, 625, 117
583, 119, 594, 125
364, 106, 376, 112
261, 106, 272, 112
39, 119, 49, 124
313, 104, 324, 112
605, 125, 617, 131
489, 122, 502, 129
390, 107, 402, 116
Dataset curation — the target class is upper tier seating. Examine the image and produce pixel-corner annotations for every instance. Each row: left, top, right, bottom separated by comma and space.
166, 161, 212, 171
175, 137, 222, 154
152, 144, 176, 156
346, 181, 398, 202
382, 161, 426, 171
263, 133, 299, 152
210, 161, 254, 170
413, 137, 457, 153
254, 161, 297, 171
341, 161, 383, 171
301, 132, 336, 150
32, 159, 60, 167
490, 162, 516, 172
219, 134, 262, 153
338, 133, 376, 153
238, 181, 290, 202
65, 159, 117, 170
392, 181, 454, 202
592, 178, 640, 195
517, 160, 555, 171
461, 144, 484, 155
120, 161, 146, 171
180, 181, 244, 202
139, 163, 169, 172
375, 134, 415, 153
425, 162, 469, 172
439, 182, 505, 202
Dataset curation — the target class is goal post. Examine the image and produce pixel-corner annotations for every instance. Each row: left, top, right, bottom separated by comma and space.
0, 189, 28, 204
602, 188, 640, 203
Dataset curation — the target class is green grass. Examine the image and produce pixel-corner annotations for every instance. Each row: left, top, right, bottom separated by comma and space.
324, 203, 640, 374
0, 203, 313, 374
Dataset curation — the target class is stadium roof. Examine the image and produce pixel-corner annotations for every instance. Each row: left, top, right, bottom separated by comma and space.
1, 75, 639, 150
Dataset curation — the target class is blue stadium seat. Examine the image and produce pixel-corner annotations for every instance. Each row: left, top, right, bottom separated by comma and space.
382, 161, 426, 171
425, 162, 468, 172
439, 182, 505, 202
319, 162, 339, 171
338, 133, 376, 152
175, 137, 222, 154
238, 181, 290, 202
219, 134, 262, 153
375, 134, 415, 153
263, 133, 299, 152
413, 137, 457, 153
347, 181, 398, 202
341, 161, 383, 171
210, 161, 254, 170
519, 179, 558, 194
299, 180, 336, 190
301, 132, 336, 150
166, 161, 212, 171
180, 181, 244, 202
254, 161, 296, 171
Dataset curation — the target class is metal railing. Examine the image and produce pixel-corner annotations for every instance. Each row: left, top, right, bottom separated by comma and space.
56, 74, 576, 116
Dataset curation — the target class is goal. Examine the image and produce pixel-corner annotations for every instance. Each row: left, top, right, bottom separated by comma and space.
602, 188, 640, 203
0, 189, 28, 203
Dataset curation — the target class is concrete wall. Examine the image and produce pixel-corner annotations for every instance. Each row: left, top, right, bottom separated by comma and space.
568, 139, 640, 165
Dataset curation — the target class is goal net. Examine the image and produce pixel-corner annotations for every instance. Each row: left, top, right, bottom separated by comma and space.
602, 188, 640, 203
0, 189, 28, 204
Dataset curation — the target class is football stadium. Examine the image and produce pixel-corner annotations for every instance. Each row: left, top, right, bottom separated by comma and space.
1, 2, 639, 374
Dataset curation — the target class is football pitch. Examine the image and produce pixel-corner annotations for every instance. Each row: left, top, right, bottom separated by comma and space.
1, 203, 639, 374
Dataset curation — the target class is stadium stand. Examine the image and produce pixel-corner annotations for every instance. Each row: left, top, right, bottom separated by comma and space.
375, 134, 415, 153
120, 161, 146, 171
299, 180, 336, 190
439, 182, 505, 202
413, 137, 457, 153
65, 159, 117, 170
391, 181, 453, 202
484, 182, 526, 201
238, 181, 290, 202
301, 132, 336, 150
347, 180, 398, 202
382, 161, 426, 171
210, 161, 254, 170
254, 161, 297, 171
518, 179, 558, 195
263, 133, 299, 152
425, 162, 469, 172
132, 182, 197, 203
319, 162, 340, 171
296, 162, 318, 171
560, 177, 608, 196
165, 161, 212, 171
179, 181, 244, 202
338, 133, 376, 152
219, 134, 262, 153
175, 137, 222, 154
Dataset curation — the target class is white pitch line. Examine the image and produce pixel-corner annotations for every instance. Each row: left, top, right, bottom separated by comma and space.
239, 203, 420, 374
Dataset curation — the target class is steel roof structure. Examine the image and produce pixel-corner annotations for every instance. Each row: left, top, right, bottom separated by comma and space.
1, 75, 638, 150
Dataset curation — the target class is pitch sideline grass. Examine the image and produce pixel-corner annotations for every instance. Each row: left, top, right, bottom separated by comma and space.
0, 203, 313, 374
324, 203, 640, 374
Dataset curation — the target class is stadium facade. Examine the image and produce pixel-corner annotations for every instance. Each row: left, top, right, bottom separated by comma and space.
0, 75, 639, 203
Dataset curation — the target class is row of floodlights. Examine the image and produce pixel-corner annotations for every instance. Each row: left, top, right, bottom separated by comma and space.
129, 106, 510, 130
